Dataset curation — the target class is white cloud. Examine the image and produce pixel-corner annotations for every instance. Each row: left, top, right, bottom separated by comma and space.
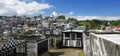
69, 12, 74, 15
0, 0, 53, 16
51, 11, 58, 16
20, 0, 34, 3
73, 16, 120, 20
51, 11, 120, 20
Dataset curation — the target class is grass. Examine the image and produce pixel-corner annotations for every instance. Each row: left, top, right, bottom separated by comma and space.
80, 50, 84, 56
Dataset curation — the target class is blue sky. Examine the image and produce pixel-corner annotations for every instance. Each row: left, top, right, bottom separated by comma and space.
0, 0, 120, 20
36, 0, 120, 16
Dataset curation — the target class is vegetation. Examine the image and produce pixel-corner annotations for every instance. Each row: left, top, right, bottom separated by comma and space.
110, 20, 120, 26
78, 19, 120, 29
67, 17, 77, 21
68, 18, 120, 29
59, 15, 120, 29
58, 15, 65, 19
80, 50, 84, 56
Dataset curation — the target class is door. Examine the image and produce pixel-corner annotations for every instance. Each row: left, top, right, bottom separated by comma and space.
71, 33, 76, 40
69, 33, 76, 47
69, 32, 82, 47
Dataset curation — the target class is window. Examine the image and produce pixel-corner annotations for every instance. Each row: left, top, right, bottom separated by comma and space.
77, 33, 82, 38
65, 32, 70, 37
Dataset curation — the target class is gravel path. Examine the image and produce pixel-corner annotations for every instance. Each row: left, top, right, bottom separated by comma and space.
42, 48, 82, 56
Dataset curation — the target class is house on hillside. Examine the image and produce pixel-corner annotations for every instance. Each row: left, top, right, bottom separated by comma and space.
114, 26, 120, 31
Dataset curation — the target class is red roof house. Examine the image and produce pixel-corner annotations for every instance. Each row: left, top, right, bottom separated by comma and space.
114, 26, 120, 31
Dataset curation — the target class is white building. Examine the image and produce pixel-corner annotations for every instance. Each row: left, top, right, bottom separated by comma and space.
62, 30, 85, 48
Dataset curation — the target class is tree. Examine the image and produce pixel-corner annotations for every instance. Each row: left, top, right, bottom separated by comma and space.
67, 17, 77, 21
78, 20, 92, 29
58, 15, 65, 19
111, 20, 120, 26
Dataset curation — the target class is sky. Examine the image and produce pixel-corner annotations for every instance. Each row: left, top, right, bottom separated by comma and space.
42, 0, 120, 16
0, 0, 120, 20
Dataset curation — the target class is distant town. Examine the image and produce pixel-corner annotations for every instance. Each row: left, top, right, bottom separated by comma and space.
0, 15, 120, 56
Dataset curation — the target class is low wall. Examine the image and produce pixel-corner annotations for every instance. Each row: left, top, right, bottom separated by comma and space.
84, 33, 120, 56
27, 38, 48, 56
